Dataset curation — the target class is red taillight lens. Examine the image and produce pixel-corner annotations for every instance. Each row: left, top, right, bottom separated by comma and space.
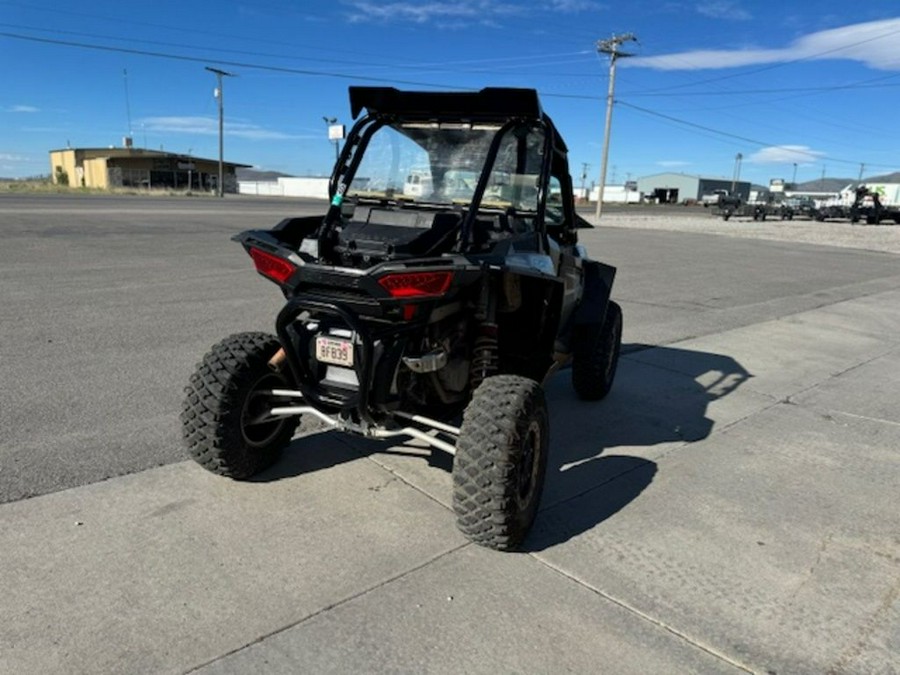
249, 247, 297, 284
377, 271, 453, 298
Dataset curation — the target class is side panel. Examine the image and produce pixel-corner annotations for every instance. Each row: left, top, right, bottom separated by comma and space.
574, 260, 616, 325
497, 271, 563, 381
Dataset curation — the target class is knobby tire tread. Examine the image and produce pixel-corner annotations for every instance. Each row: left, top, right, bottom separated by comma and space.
453, 375, 548, 551
181, 332, 297, 479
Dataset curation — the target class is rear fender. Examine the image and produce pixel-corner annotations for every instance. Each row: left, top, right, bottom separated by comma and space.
496, 270, 563, 380
574, 260, 616, 325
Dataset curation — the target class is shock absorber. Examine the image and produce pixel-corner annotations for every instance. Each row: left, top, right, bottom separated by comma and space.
471, 270, 499, 389
471, 324, 499, 389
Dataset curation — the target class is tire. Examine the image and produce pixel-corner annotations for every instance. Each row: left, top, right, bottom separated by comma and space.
181, 332, 299, 479
452, 375, 549, 551
571, 300, 623, 401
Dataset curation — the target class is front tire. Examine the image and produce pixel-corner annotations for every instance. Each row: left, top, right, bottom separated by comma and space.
572, 300, 623, 401
452, 375, 549, 551
181, 332, 299, 479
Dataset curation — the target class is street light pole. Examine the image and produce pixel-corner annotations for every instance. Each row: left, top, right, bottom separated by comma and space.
323, 116, 339, 163
595, 32, 637, 221
205, 66, 235, 197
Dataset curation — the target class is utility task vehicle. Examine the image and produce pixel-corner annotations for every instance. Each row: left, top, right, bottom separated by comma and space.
181, 87, 622, 551
715, 194, 768, 221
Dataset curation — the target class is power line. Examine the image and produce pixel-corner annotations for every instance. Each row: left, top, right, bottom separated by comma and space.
3, 27, 897, 173
0, 20, 595, 75
621, 78, 900, 98
616, 100, 897, 169
0, 30, 465, 89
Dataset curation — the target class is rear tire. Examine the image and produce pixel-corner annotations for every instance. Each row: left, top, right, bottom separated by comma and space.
181, 332, 299, 479
452, 375, 549, 551
572, 300, 623, 401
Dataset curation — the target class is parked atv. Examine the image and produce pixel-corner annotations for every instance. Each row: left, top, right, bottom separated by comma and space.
181, 87, 622, 551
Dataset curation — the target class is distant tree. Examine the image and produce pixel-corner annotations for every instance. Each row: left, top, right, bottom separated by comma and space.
54, 166, 69, 186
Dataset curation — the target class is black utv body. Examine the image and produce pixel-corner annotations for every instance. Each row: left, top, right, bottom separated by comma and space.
181, 87, 622, 550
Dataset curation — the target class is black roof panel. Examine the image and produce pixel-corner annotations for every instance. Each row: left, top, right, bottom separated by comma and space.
349, 87, 543, 121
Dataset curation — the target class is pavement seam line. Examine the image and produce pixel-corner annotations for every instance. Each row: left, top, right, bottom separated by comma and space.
824, 410, 900, 428
326, 432, 455, 513
363, 454, 455, 512
183, 541, 471, 674
529, 556, 758, 674
781, 342, 900, 405
637, 282, 900, 357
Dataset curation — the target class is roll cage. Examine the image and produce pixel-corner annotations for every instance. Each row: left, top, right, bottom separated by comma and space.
324, 87, 579, 252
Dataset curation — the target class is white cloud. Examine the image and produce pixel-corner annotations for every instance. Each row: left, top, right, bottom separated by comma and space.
549, 0, 604, 11
657, 160, 691, 167
343, 0, 525, 23
5, 105, 39, 113
343, 0, 605, 24
140, 116, 307, 141
628, 17, 900, 70
748, 145, 826, 164
0, 153, 27, 161
695, 1, 751, 21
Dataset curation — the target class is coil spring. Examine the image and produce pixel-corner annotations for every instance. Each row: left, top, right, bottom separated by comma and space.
470, 330, 498, 389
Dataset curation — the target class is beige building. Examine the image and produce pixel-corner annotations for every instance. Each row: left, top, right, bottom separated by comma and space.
49, 145, 250, 192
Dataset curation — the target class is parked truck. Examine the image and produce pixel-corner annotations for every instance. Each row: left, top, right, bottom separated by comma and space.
713, 193, 771, 221
701, 189, 729, 207
814, 185, 856, 222
852, 183, 900, 225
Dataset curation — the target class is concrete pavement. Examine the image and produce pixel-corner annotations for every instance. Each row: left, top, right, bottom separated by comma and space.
2, 286, 898, 674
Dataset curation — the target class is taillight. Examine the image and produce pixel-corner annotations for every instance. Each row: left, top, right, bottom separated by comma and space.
377, 271, 453, 298
249, 247, 297, 284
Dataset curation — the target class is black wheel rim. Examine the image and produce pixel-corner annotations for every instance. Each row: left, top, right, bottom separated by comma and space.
603, 313, 622, 382
516, 420, 542, 509
240, 372, 289, 448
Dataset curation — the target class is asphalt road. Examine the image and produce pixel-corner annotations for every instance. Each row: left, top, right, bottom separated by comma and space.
2, 193, 900, 503
2, 193, 900, 674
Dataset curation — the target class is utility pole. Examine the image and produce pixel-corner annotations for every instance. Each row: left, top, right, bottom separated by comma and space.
580, 162, 590, 202
595, 32, 637, 220
205, 66, 235, 197
731, 153, 743, 194
858, 162, 865, 183
792, 162, 798, 187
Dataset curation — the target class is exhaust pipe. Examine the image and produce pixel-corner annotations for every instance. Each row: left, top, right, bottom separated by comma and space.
268, 347, 286, 372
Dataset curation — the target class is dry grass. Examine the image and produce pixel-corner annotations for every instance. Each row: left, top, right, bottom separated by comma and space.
0, 180, 215, 197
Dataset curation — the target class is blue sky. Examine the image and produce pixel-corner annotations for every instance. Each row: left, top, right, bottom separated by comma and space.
2, 1, 900, 187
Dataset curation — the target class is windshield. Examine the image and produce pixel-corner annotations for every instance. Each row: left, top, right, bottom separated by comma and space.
347, 121, 545, 211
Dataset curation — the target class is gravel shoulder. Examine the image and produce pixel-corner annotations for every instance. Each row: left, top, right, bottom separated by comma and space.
589, 210, 900, 256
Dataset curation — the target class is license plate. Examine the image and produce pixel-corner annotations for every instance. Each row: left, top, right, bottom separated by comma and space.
315, 336, 354, 367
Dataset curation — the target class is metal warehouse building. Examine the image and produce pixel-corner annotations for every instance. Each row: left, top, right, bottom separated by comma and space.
48, 146, 250, 192
637, 172, 751, 204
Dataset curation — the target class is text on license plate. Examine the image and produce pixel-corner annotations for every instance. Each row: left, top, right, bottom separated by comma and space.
315, 336, 354, 367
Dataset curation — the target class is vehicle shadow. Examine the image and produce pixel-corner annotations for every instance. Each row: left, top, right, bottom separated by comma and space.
524, 343, 751, 551
249, 421, 385, 483
251, 342, 752, 553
